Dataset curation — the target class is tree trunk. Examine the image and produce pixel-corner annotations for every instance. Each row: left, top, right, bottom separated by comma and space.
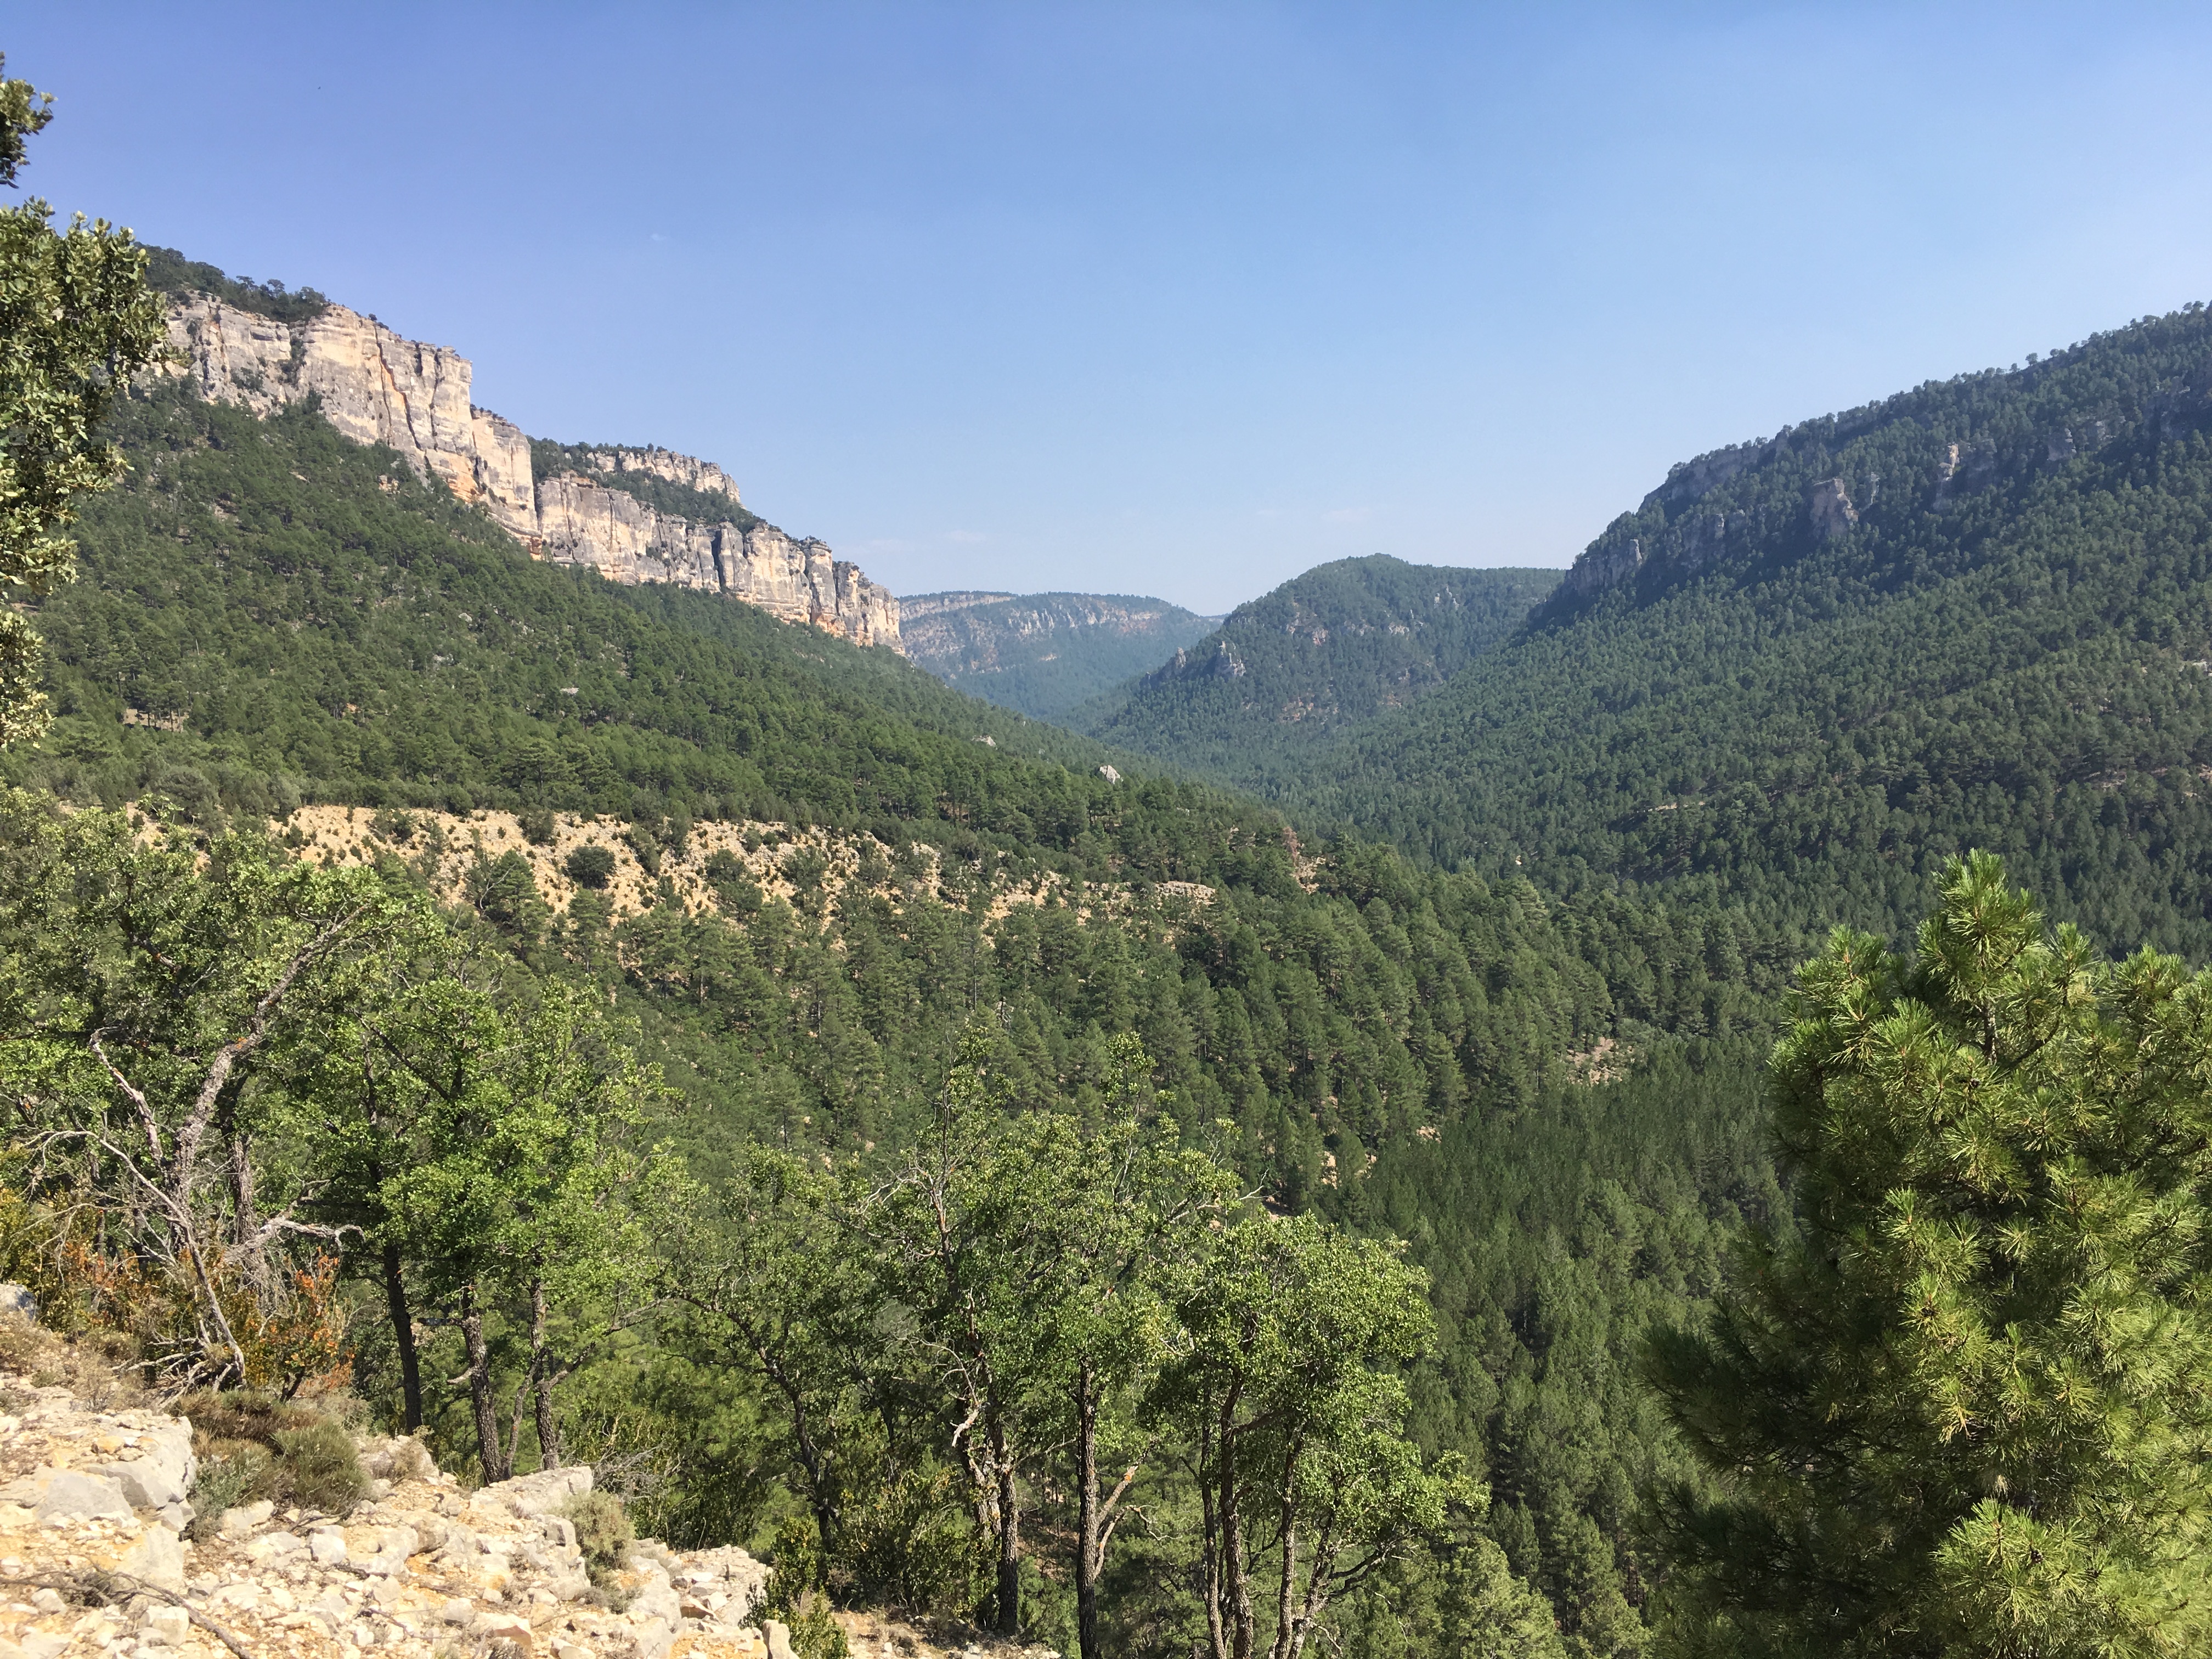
994, 1443, 1022, 1637
1220, 1389, 1253, 1659
461, 1281, 509, 1485
1271, 1442, 1300, 1659
529, 1269, 561, 1469
1199, 1416, 1229, 1659
1075, 1365, 1102, 1659
381, 1240, 424, 1432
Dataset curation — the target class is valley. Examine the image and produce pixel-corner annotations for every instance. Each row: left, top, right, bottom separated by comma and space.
7, 92, 2212, 1659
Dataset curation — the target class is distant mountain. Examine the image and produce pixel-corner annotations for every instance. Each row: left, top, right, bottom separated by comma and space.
898, 590, 1218, 721
1068, 556, 1560, 782
1237, 304, 2212, 957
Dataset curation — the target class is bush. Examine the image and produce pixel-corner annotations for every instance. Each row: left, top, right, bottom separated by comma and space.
518, 808, 557, 845
179, 1390, 366, 1517
465, 850, 546, 937
184, 1445, 272, 1537
703, 850, 763, 916
762, 1517, 849, 1659
560, 1489, 634, 1586
623, 825, 662, 877
565, 844, 617, 888
273, 1418, 368, 1514
370, 807, 416, 845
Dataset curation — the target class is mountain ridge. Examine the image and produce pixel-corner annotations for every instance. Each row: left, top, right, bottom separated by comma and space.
153, 254, 901, 650
1069, 555, 1561, 783
1214, 303, 2212, 958
898, 589, 1218, 721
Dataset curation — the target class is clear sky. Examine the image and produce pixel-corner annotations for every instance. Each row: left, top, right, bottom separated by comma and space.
10, 3, 2212, 612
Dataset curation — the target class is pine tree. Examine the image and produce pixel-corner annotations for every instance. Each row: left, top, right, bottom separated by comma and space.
1645, 852, 2212, 1658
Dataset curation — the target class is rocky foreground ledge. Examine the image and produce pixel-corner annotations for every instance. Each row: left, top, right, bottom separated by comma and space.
0, 1318, 1056, 1659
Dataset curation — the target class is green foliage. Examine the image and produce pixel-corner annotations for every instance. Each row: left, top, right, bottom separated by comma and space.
182, 1390, 367, 1519
272, 1418, 370, 1514
465, 849, 548, 939
762, 1516, 851, 1659
141, 244, 329, 321
0, 791, 431, 1387
1645, 854, 2212, 1658
1163, 307, 2212, 962
518, 808, 557, 845
12, 383, 1148, 831
1073, 557, 1560, 776
565, 844, 617, 888
0, 61, 169, 742
901, 591, 1218, 722
182, 1446, 268, 1537
558, 1489, 634, 1585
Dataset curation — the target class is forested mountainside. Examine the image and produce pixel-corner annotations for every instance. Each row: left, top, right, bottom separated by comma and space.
1071, 558, 1559, 781
899, 590, 1218, 720
1171, 306, 2212, 960
5, 365, 1791, 1655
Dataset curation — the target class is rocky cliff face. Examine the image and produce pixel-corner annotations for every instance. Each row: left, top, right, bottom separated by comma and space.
162, 296, 900, 652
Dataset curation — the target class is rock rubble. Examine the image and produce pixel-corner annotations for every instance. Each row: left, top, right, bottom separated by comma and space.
0, 1324, 1054, 1659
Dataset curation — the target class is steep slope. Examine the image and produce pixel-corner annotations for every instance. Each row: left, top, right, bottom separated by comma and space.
1261, 304, 2212, 957
899, 590, 1217, 720
148, 249, 899, 648
1070, 556, 1560, 782
8, 382, 1128, 831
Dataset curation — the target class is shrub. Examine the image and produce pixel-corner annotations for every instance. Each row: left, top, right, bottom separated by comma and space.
623, 825, 662, 877
184, 1444, 272, 1537
702, 850, 763, 916
273, 1419, 368, 1514
518, 808, 557, 845
762, 1516, 848, 1659
180, 1390, 366, 1516
565, 844, 616, 888
560, 1489, 634, 1586
465, 850, 546, 937
369, 807, 416, 845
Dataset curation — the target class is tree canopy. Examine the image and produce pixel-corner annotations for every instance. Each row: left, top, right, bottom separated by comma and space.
1646, 853, 2212, 1658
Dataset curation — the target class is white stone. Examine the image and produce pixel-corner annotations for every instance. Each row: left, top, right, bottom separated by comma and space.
117, 1523, 185, 1593
218, 1500, 273, 1536
31, 1471, 130, 1522
308, 1528, 348, 1564
139, 1606, 189, 1643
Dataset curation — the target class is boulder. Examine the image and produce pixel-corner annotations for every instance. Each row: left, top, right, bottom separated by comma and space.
218, 1499, 273, 1537
117, 1522, 185, 1593
474, 1464, 592, 1520
31, 1470, 130, 1522
89, 1421, 195, 1509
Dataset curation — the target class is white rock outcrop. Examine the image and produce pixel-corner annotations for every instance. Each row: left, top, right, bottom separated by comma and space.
162, 296, 901, 652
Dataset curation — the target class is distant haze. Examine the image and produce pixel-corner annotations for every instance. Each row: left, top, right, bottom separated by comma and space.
14, 3, 2212, 612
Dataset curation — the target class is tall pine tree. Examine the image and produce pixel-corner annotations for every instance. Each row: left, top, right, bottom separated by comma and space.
1646, 852, 2212, 1658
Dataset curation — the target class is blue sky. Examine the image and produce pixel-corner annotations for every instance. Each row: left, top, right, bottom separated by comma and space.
12, 3, 2212, 611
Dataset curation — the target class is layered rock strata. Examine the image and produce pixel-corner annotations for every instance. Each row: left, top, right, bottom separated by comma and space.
162, 297, 900, 651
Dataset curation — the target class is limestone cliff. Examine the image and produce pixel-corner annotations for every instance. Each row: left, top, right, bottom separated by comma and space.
162, 296, 900, 652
